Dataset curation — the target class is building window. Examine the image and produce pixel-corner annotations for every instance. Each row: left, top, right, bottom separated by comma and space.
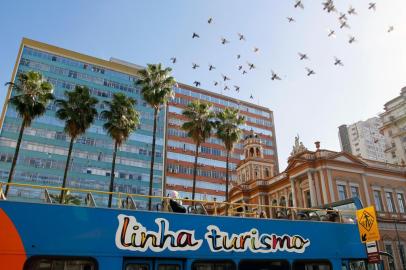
337, 184, 347, 200
385, 244, 396, 270
373, 190, 383, 211
350, 186, 359, 198
385, 192, 396, 213
391, 152, 397, 158
397, 193, 405, 213
305, 190, 311, 208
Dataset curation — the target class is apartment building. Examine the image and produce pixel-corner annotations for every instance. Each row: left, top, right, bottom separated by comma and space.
380, 87, 406, 165
165, 85, 278, 202
338, 117, 386, 162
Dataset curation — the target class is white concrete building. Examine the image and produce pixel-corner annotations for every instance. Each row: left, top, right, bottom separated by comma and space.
338, 117, 386, 162
380, 87, 406, 165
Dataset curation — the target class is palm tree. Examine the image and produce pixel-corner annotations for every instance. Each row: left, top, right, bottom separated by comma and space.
4, 71, 54, 196
50, 191, 81, 205
215, 108, 245, 215
182, 100, 215, 205
101, 93, 140, 207
136, 64, 177, 210
55, 86, 98, 204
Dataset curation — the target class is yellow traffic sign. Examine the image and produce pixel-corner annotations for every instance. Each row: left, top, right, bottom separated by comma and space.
356, 206, 380, 243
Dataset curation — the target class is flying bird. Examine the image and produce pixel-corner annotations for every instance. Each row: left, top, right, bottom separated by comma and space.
192, 32, 200, 39
253, 47, 260, 53
327, 29, 336, 38
208, 17, 213, 24
238, 33, 246, 41
222, 74, 231, 81
221, 37, 230, 45
247, 62, 256, 70
237, 54, 241, 59
287, 17, 295, 23
387, 26, 394, 33
338, 13, 347, 21
322, 0, 336, 13
192, 63, 200, 69
234, 85, 240, 92
368, 2, 376, 11
348, 36, 356, 44
305, 67, 316, 76
193, 81, 201, 87
250, 94, 254, 99
271, 71, 282, 80
208, 64, 216, 71
298, 53, 309, 60
340, 20, 350, 29
238, 65, 243, 71
170, 57, 176, 64
214, 81, 219, 86
334, 57, 343, 66
224, 85, 230, 91
294, 0, 304, 9
348, 6, 357, 15
242, 70, 247, 75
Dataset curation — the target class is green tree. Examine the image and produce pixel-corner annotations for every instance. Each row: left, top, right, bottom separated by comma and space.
136, 64, 176, 210
182, 100, 215, 204
50, 191, 81, 205
55, 86, 98, 204
215, 108, 245, 215
101, 93, 140, 207
4, 71, 54, 196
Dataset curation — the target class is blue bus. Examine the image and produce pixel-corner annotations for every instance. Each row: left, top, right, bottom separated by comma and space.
0, 188, 368, 270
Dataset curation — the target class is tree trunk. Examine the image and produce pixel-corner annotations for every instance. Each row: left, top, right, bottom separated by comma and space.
225, 150, 230, 216
192, 142, 200, 207
5, 118, 26, 196
148, 108, 158, 210
60, 137, 74, 204
108, 141, 118, 208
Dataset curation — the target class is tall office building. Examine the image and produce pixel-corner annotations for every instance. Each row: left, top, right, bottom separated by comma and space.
0, 38, 166, 208
0, 38, 279, 205
338, 117, 386, 162
380, 87, 406, 165
166, 87, 278, 201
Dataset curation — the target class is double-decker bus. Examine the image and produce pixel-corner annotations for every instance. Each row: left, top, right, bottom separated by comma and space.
0, 184, 368, 270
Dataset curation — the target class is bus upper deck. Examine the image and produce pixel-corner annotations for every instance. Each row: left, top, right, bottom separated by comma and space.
0, 183, 368, 270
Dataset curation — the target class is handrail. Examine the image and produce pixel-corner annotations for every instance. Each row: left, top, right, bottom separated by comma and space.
0, 182, 357, 222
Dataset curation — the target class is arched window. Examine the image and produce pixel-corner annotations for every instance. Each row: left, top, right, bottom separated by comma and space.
279, 196, 286, 207
271, 199, 278, 218
250, 148, 254, 157
256, 147, 260, 157
265, 168, 270, 177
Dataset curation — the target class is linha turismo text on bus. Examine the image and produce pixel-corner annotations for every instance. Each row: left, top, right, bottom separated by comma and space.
115, 214, 310, 253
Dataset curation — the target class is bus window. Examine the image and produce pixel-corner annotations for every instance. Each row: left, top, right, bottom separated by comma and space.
293, 260, 331, 270
349, 260, 367, 270
158, 265, 180, 270
192, 261, 235, 270
239, 260, 289, 270
24, 257, 97, 270
126, 264, 150, 270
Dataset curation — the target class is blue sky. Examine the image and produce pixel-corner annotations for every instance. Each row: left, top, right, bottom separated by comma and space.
0, 0, 405, 169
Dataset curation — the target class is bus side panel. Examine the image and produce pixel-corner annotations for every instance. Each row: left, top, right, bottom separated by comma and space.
0, 209, 26, 270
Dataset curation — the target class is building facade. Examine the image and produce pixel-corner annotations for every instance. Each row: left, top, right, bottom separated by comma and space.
0, 38, 279, 206
165, 84, 278, 202
230, 138, 406, 270
0, 39, 166, 207
338, 117, 386, 162
380, 87, 406, 166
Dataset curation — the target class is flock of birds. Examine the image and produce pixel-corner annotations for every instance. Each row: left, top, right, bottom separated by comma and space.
168, 1, 394, 100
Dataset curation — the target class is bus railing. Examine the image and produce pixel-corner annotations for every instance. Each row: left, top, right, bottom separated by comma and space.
0, 182, 356, 223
